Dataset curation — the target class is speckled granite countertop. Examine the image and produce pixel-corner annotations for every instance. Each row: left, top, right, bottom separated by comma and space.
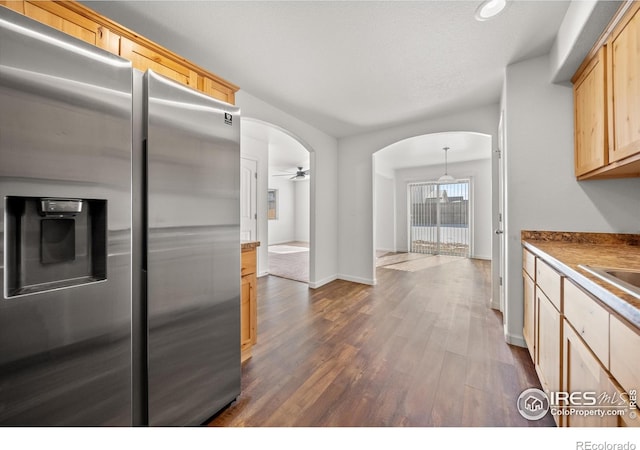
522, 231, 640, 330
241, 241, 260, 251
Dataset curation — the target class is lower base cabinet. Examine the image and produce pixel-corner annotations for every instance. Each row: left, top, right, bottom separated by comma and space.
523, 242, 640, 427
523, 271, 536, 362
241, 246, 258, 362
536, 289, 562, 403
563, 320, 619, 427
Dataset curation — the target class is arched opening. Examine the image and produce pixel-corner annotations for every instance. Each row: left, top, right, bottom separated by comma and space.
240, 118, 314, 285
372, 131, 492, 277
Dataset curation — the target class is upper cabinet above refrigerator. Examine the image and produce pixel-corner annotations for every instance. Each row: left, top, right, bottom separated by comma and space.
0, 0, 239, 104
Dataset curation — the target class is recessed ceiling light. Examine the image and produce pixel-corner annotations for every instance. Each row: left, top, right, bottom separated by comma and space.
475, 0, 508, 21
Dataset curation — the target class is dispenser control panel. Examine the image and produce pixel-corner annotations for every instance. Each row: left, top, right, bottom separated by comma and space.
40, 198, 83, 216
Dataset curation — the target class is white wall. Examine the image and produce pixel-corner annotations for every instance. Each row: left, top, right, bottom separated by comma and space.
267, 173, 310, 245
394, 158, 492, 259
267, 170, 296, 245
237, 91, 339, 288
502, 53, 640, 346
295, 180, 310, 242
375, 173, 396, 253
549, 0, 621, 83
337, 104, 499, 285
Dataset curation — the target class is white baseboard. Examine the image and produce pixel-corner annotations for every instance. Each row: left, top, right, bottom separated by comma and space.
257, 271, 269, 278
308, 274, 338, 289
268, 240, 293, 246
490, 298, 501, 311
338, 274, 376, 286
472, 254, 491, 261
376, 248, 396, 254
504, 328, 526, 348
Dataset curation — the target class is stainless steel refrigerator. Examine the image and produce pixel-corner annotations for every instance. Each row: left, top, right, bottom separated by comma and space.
0, 8, 133, 425
0, 8, 241, 426
133, 70, 241, 426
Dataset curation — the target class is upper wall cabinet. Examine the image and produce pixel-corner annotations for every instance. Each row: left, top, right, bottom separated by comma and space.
608, 5, 640, 163
120, 37, 198, 90
0, 0, 238, 105
573, 1, 640, 180
574, 46, 607, 177
22, 1, 120, 54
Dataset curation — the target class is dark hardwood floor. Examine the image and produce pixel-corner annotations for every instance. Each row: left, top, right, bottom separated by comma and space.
208, 257, 555, 427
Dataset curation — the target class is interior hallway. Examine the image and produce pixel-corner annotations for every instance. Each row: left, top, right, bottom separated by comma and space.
209, 258, 554, 426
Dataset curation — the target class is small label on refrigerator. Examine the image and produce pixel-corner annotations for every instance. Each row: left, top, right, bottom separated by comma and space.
224, 113, 233, 125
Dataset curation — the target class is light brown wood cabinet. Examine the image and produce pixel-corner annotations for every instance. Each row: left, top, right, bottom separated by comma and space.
200, 76, 237, 104
609, 315, 640, 399
22, 1, 120, 54
523, 242, 640, 427
573, 46, 607, 177
120, 37, 198, 89
536, 288, 562, 421
564, 279, 610, 365
563, 319, 619, 427
522, 248, 564, 425
608, 4, 640, 163
522, 248, 536, 362
0, 0, 22, 14
241, 246, 258, 362
573, 1, 640, 180
523, 269, 536, 362
0, 0, 238, 104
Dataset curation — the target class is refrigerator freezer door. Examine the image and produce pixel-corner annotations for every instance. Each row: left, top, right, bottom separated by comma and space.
144, 70, 241, 426
0, 9, 132, 425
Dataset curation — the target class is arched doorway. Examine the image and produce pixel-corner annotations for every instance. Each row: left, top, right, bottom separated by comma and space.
372, 131, 492, 271
240, 118, 313, 285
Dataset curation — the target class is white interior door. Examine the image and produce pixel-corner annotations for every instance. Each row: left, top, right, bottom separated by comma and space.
498, 111, 506, 313
240, 157, 257, 241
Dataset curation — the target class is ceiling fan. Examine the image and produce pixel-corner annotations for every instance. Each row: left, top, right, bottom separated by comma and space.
273, 166, 310, 180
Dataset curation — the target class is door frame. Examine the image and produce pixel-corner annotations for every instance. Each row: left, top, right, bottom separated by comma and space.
240, 157, 258, 242
497, 110, 506, 313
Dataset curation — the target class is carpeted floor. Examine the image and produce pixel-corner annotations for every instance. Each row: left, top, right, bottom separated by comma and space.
268, 243, 309, 283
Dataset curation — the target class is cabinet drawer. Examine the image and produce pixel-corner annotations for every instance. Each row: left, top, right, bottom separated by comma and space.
523, 248, 536, 279
563, 280, 610, 366
241, 249, 256, 276
536, 259, 562, 311
563, 320, 619, 427
610, 315, 640, 397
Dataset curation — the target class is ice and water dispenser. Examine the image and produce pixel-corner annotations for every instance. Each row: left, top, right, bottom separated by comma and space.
5, 197, 107, 297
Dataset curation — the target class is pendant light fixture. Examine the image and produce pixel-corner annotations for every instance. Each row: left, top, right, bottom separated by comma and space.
438, 146, 455, 183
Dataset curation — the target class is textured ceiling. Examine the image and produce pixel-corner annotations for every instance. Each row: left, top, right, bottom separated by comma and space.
84, 0, 572, 138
